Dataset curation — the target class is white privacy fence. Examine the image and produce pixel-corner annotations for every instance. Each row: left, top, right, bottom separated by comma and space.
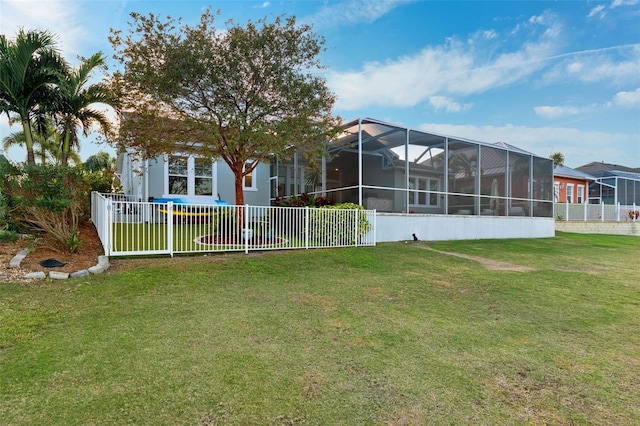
554, 202, 639, 222
91, 192, 376, 257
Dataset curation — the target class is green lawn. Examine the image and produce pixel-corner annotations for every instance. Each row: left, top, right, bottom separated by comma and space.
1, 232, 639, 424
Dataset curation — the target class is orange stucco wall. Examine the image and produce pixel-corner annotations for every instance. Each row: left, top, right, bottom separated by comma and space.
554, 176, 589, 203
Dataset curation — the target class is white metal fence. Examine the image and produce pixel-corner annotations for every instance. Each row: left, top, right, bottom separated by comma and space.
91, 192, 376, 257
553, 202, 639, 222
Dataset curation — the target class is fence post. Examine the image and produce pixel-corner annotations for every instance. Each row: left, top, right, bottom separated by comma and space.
354, 209, 359, 247
601, 202, 605, 222
167, 201, 174, 257
245, 204, 249, 254
105, 197, 112, 256
616, 202, 620, 222
305, 206, 309, 249
565, 202, 569, 221
583, 201, 587, 222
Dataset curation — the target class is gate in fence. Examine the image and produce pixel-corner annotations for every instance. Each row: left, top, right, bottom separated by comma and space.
91, 192, 376, 257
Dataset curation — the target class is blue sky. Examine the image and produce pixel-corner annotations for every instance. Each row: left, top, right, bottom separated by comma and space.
1, 0, 639, 168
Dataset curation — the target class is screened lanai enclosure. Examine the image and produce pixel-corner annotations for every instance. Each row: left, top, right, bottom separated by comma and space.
273, 118, 554, 218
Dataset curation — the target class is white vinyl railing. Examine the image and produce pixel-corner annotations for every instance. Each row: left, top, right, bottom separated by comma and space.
91, 192, 376, 257
553, 202, 639, 222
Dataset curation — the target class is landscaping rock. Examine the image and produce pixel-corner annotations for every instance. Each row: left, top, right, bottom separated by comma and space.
24, 271, 46, 280
70, 269, 90, 278
9, 249, 29, 268
49, 271, 70, 280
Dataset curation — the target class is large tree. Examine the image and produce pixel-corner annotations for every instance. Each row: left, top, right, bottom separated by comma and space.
109, 9, 341, 205
57, 52, 117, 166
0, 29, 67, 165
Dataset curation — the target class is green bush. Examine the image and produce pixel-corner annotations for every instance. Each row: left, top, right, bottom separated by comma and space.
84, 171, 121, 194
309, 202, 372, 245
3, 164, 89, 253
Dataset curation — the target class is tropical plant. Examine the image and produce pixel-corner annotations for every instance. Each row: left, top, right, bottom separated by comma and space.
57, 52, 117, 166
0, 29, 67, 165
82, 150, 115, 173
109, 9, 341, 206
2, 117, 81, 165
3, 163, 89, 253
82, 151, 120, 193
550, 151, 565, 167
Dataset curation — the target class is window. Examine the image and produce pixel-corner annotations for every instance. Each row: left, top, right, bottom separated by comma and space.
243, 162, 258, 191
167, 155, 215, 197
566, 184, 574, 203
409, 176, 440, 207
194, 158, 213, 196
168, 156, 188, 195
554, 182, 560, 202
577, 185, 584, 204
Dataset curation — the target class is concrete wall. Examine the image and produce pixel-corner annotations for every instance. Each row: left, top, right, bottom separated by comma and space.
555, 221, 640, 236
376, 213, 555, 242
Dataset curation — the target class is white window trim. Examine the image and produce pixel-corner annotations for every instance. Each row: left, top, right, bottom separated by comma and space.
408, 176, 441, 207
566, 183, 574, 203
554, 182, 560, 202
243, 161, 258, 192
577, 184, 585, 204
164, 154, 218, 198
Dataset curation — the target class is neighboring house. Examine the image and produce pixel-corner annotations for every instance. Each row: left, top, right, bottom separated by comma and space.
116, 149, 271, 206
575, 162, 640, 205
553, 165, 595, 203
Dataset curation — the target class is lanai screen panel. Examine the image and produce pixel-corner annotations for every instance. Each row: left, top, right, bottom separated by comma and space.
480, 145, 507, 215
532, 156, 553, 217
508, 151, 531, 215
406, 130, 446, 214
448, 139, 478, 215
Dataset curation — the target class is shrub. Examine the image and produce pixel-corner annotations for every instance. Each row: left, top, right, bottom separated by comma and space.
3, 164, 89, 253
309, 202, 372, 245
274, 193, 334, 207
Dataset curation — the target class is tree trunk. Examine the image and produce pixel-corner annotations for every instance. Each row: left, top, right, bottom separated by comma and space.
61, 128, 71, 166
234, 171, 245, 206
234, 171, 245, 231
21, 119, 35, 165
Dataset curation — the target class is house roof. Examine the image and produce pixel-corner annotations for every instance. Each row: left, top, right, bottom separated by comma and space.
553, 165, 596, 181
575, 161, 640, 177
330, 117, 547, 161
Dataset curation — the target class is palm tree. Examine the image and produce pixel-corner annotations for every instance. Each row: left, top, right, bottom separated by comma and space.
550, 152, 565, 167
2, 117, 82, 165
57, 52, 117, 166
83, 150, 115, 173
0, 29, 66, 165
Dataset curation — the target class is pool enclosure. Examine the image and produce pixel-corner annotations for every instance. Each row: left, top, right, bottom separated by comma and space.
273, 118, 554, 218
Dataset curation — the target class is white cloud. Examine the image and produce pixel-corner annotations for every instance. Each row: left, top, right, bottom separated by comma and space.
612, 88, 640, 107
328, 15, 563, 110
587, 5, 606, 18
611, 0, 639, 8
254, 2, 271, 8
534, 105, 583, 119
541, 44, 640, 87
0, 0, 89, 60
304, 0, 413, 27
428, 96, 472, 113
417, 122, 640, 168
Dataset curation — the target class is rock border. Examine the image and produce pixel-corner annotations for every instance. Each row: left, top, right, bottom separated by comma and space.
9, 249, 110, 281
